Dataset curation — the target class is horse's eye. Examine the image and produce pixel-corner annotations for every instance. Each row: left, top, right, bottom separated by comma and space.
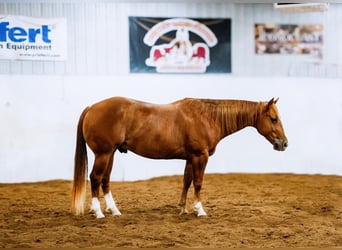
271, 117, 278, 124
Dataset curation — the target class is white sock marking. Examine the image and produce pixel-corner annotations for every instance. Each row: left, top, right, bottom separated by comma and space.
194, 201, 207, 216
91, 197, 105, 218
104, 191, 122, 216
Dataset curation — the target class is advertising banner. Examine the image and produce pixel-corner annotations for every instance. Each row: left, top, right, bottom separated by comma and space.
129, 17, 231, 73
0, 15, 67, 61
255, 23, 323, 56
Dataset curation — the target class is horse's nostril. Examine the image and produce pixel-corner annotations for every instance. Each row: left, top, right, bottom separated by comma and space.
284, 142, 288, 148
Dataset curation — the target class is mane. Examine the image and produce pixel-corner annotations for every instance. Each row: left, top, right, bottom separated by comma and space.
185, 98, 264, 135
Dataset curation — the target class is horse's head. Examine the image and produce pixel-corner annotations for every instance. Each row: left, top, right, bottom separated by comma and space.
256, 98, 288, 151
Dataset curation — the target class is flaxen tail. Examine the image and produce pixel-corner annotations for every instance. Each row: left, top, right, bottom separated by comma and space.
71, 107, 89, 216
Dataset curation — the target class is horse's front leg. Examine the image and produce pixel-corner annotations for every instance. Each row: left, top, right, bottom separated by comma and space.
178, 160, 193, 215
191, 152, 209, 216
102, 153, 121, 216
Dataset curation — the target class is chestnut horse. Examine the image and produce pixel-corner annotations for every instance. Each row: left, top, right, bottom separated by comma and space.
71, 97, 288, 218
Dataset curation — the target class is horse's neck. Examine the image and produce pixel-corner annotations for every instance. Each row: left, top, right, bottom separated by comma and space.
185, 98, 262, 139
215, 100, 262, 138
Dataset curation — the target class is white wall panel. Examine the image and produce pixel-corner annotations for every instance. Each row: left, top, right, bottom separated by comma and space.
1, 75, 341, 183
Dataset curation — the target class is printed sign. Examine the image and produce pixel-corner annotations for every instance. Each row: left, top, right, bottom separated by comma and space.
255, 23, 323, 56
129, 17, 231, 73
0, 15, 67, 61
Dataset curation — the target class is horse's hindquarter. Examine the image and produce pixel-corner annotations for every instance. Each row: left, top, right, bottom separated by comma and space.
82, 97, 132, 153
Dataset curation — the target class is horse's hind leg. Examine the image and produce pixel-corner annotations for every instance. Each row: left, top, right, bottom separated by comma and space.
178, 160, 192, 215
90, 152, 112, 218
102, 153, 121, 216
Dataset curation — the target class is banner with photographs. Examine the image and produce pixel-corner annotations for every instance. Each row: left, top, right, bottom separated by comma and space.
0, 15, 67, 61
255, 23, 323, 57
129, 17, 231, 73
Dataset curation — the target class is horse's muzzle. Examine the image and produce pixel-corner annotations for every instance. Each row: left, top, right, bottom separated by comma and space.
273, 138, 288, 151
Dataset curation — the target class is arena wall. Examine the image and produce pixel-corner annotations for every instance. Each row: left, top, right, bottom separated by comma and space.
1, 1, 341, 182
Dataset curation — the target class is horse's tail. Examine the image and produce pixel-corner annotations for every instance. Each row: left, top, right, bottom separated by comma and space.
71, 107, 89, 216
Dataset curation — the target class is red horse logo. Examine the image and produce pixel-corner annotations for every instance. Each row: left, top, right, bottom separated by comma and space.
144, 18, 217, 73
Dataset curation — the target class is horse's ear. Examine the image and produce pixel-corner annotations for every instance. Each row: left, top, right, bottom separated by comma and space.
274, 97, 279, 104
265, 98, 274, 111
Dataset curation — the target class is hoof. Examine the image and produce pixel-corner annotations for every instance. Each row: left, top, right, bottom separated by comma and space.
179, 208, 189, 216
106, 207, 122, 216
197, 211, 207, 217
95, 210, 105, 219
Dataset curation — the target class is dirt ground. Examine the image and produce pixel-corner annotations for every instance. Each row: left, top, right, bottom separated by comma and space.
0, 173, 341, 248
